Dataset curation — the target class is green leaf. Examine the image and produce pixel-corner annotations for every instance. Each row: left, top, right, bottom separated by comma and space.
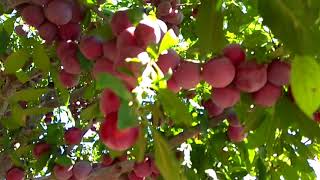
247, 109, 276, 149
10, 88, 48, 102
15, 145, 32, 157
23, 107, 53, 116
0, 28, 9, 55
158, 89, 192, 127
158, 30, 179, 54
195, 0, 225, 54
3, 18, 15, 34
291, 56, 320, 117
80, 103, 99, 121
34, 154, 50, 172
55, 155, 73, 166
46, 123, 64, 145
127, 8, 144, 26
9, 152, 24, 167
276, 97, 320, 140
11, 104, 26, 128
4, 49, 30, 74
83, 83, 96, 99
15, 70, 29, 83
257, 0, 320, 55
257, 157, 266, 180
96, 73, 132, 101
87, 23, 113, 41
0, 116, 23, 130
152, 130, 182, 180
33, 44, 50, 72
118, 101, 138, 129
132, 127, 147, 162
77, 50, 93, 71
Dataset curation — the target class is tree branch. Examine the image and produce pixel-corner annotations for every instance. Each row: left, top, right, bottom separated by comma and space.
88, 161, 134, 180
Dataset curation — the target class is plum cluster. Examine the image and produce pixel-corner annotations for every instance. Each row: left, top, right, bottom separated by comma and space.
91, 11, 173, 151
33, 141, 92, 180
129, 157, 160, 180
52, 161, 92, 180
148, 0, 183, 35
17, 0, 84, 89
18, 0, 84, 42
160, 44, 290, 142
204, 45, 290, 109
202, 45, 290, 142
56, 9, 170, 89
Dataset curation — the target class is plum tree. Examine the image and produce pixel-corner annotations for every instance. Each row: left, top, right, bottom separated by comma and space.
202, 99, 224, 118
134, 18, 162, 48
156, 49, 180, 74
38, 22, 57, 43
60, 54, 81, 75
267, 61, 291, 86
173, 61, 200, 89
79, 36, 103, 60
252, 83, 282, 107
111, 10, 132, 36
2, 1, 319, 179
103, 39, 119, 62
21, 5, 45, 27
44, 0, 72, 25
6, 167, 25, 180
58, 23, 81, 41
99, 89, 120, 117
202, 57, 236, 88
133, 158, 152, 178
227, 125, 247, 143
33, 142, 51, 159
59, 69, 80, 88
72, 161, 92, 180
223, 44, 246, 66
235, 61, 267, 92
99, 112, 139, 151
53, 164, 73, 180
211, 85, 240, 108
64, 127, 83, 145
